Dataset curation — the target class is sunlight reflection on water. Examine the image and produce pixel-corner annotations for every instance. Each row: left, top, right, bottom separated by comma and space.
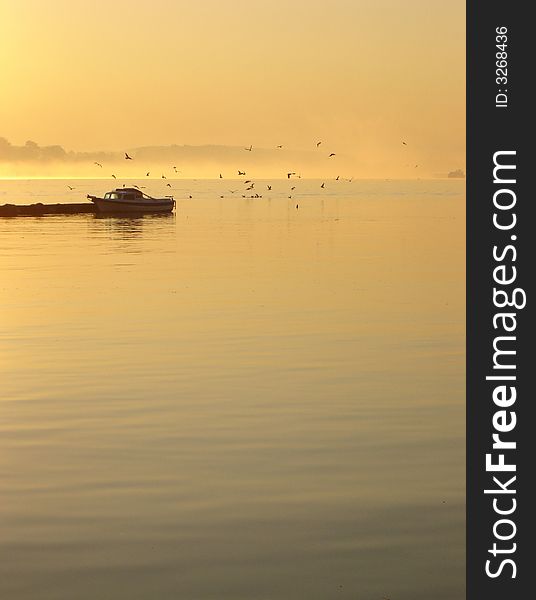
0, 179, 465, 600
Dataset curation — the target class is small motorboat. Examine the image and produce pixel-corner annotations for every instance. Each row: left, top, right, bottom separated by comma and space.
87, 188, 175, 213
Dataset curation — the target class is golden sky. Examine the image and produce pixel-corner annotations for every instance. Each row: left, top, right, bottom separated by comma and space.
0, 0, 465, 178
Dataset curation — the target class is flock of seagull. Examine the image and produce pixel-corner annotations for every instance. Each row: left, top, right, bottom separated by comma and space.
67, 141, 413, 207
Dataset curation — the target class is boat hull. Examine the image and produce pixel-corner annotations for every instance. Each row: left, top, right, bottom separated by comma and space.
91, 198, 174, 214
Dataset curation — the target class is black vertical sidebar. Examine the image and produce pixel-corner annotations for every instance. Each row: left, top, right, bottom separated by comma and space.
467, 1, 533, 599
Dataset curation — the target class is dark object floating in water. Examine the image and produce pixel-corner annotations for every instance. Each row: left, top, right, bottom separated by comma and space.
0, 202, 96, 217
88, 188, 175, 214
448, 169, 465, 178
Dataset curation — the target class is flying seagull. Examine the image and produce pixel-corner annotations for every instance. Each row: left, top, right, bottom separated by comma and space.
321, 183, 325, 188
287, 172, 296, 179
335, 175, 340, 180
125, 152, 133, 160
67, 185, 75, 190
162, 174, 166, 179
219, 173, 223, 178
328, 153, 336, 158
166, 183, 172, 187
276, 145, 283, 149
291, 186, 295, 191
245, 145, 252, 151
111, 174, 116, 179
402, 141, 407, 145
94, 162, 102, 168
146, 172, 150, 176
229, 190, 238, 194
238, 170, 246, 175
267, 185, 272, 190
316, 141, 322, 147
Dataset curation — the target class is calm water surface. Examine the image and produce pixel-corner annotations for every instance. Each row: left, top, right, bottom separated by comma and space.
0, 179, 465, 600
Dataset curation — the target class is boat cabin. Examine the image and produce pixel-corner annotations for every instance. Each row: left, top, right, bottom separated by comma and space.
104, 188, 146, 201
